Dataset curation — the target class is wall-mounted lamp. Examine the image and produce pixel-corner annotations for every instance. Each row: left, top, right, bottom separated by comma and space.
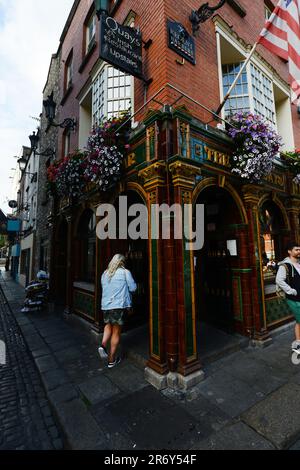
95, 0, 109, 20
43, 92, 76, 131
29, 131, 56, 158
17, 157, 37, 181
190, 1, 226, 36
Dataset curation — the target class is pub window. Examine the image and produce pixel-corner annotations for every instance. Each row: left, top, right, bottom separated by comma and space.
218, 30, 291, 136
77, 210, 96, 283
92, 65, 132, 125
259, 200, 285, 295
222, 62, 250, 116
250, 63, 276, 126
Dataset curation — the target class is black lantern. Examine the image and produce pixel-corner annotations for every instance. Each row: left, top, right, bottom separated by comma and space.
28, 131, 55, 158
95, 0, 109, 19
29, 131, 39, 151
43, 91, 76, 131
17, 157, 27, 172
43, 92, 56, 121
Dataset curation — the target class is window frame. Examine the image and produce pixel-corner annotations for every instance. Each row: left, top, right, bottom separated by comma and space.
64, 50, 73, 92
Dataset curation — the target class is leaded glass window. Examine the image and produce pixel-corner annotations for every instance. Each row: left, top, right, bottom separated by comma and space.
222, 62, 250, 116
250, 63, 276, 125
92, 65, 132, 125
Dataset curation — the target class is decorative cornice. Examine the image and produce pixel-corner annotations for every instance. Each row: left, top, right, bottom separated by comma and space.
169, 161, 201, 188
138, 162, 166, 190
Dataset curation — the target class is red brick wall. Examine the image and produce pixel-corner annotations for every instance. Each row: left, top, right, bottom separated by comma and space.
58, 0, 300, 155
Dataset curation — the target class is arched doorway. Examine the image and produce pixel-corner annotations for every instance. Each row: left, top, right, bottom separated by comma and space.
74, 209, 96, 284
259, 199, 288, 297
103, 189, 149, 328
53, 219, 68, 305
194, 185, 244, 333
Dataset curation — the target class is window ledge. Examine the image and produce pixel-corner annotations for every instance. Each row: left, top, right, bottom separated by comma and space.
79, 41, 97, 74
60, 83, 74, 106
226, 0, 247, 18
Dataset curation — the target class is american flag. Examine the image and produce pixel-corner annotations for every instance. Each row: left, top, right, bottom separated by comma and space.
258, 0, 300, 103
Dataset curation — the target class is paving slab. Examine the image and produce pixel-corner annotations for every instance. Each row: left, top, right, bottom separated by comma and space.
95, 386, 211, 450
41, 368, 71, 392
53, 398, 106, 450
35, 355, 59, 373
54, 346, 84, 363
78, 375, 121, 406
242, 383, 300, 449
103, 363, 147, 393
195, 369, 261, 418
191, 422, 275, 450
48, 384, 79, 405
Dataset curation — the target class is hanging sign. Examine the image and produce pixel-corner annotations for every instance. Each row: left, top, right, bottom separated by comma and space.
167, 20, 196, 65
99, 15, 143, 79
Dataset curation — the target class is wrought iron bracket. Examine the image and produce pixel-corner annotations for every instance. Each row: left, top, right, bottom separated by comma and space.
190, 0, 226, 36
49, 118, 77, 131
34, 148, 56, 158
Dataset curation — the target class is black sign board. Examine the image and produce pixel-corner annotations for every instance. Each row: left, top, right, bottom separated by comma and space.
99, 15, 143, 79
167, 20, 196, 65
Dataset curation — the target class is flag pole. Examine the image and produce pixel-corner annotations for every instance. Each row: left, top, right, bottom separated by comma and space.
215, 42, 258, 116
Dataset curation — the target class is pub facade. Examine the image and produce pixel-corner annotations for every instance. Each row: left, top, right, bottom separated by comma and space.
46, 0, 300, 388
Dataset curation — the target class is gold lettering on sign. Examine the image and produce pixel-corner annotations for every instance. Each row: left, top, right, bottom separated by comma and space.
265, 173, 285, 188
204, 146, 230, 167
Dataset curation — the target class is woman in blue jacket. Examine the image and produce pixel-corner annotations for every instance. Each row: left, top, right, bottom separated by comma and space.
98, 254, 137, 368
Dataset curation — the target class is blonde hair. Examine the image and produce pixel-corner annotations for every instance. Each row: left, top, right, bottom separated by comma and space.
105, 254, 126, 279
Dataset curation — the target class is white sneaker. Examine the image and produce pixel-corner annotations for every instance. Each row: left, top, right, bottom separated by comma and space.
107, 357, 121, 369
98, 345, 108, 359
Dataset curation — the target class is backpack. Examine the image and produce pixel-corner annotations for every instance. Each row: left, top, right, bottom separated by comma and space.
276, 263, 290, 301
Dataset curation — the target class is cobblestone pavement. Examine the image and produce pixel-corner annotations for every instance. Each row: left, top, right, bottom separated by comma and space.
0, 283, 64, 450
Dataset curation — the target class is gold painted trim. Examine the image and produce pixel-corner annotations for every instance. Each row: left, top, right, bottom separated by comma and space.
126, 182, 148, 204
192, 177, 248, 225
258, 193, 291, 231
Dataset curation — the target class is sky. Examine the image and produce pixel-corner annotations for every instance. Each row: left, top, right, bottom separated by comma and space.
0, 0, 74, 215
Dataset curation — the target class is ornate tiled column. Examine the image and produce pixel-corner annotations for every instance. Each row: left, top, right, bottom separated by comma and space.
242, 185, 272, 346
139, 162, 169, 389
169, 161, 204, 389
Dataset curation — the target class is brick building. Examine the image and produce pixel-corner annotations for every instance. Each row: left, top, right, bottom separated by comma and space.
47, 0, 300, 388
33, 53, 61, 281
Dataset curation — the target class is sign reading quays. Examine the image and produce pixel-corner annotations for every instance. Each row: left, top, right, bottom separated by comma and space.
99, 15, 143, 79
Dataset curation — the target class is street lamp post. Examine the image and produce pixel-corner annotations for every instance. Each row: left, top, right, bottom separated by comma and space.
29, 131, 55, 158
94, 0, 109, 19
43, 92, 76, 130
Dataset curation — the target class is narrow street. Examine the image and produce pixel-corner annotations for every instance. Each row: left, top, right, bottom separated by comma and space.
2, 269, 300, 450
0, 275, 63, 450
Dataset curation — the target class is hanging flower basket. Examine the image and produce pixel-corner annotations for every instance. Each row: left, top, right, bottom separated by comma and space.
82, 145, 123, 192
47, 151, 86, 198
281, 150, 300, 184
226, 112, 282, 183
46, 113, 131, 197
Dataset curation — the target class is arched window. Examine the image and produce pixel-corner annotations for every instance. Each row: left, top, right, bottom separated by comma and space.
259, 200, 285, 295
77, 209, 96, 283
